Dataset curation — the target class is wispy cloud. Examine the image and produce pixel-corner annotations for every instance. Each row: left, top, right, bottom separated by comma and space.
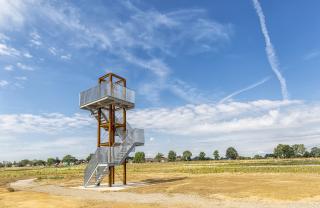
0, 43, 20, 56
0, 80, 9, 87
169, 79, 213, 104
0, 113, 93, 134
15, 76, 27, 81
0, 33, 9, 42
38, 2, 232, 104
48, 47, 58, 55
4, 65, 13, 71
0, 1, 26, 30
60, 54, 71, 60
16, 62, 33, 71
252, 0, 288, 100
304, 50, 320, 61
29, 31, 42, 46
219, 77, 270, 103
0, 1, 234, 105
23, 52, 32, 58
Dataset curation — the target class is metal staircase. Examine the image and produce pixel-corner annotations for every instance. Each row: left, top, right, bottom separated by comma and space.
80, 74, 144, 187
83, 110, 143, 187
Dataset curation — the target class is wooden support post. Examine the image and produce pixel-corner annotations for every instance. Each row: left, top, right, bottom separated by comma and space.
108, 166, 112, 187
97, 108, 101, 147
108, 104, 113, 187
123, 158, 127, 185
123, 108, 126, 131
112, 167, 115, 184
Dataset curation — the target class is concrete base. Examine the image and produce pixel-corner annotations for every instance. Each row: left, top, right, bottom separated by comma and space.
73, 182, 147, 192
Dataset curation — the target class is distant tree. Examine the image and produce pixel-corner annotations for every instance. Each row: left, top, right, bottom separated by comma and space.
273, 144, 294, 158
0, 162, 3, 168
168, 151, 177, 162
226, 147, 238, 160
274, 144, 285, 158
274, 144, 294, 158
182, 150, 192, 161
253, 154, 263, 159
213, 150, 220, 160
311, 147, 320, 157
33, 160, 46, 166
133, 152, 145, 163
6, 162, 13, 167
199, 152, 206, 160
154, 153, 164, 162
303, 151, 311, 158
282, 145, 294, 158
62, 155, 77, 165
47, 158, 56, 166
292, 144, 306, 157
55, 157, 61, 164
19, 159, 31, 167
264, 154, 275, 158
86, 154, 93, 162
238, 156, 251, 160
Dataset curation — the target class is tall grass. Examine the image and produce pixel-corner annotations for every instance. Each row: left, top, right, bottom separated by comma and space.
1, 158, 320, 186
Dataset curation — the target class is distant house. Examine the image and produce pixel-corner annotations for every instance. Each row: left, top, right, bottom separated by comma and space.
176, 156, 182, 161
145, 157, 154, 163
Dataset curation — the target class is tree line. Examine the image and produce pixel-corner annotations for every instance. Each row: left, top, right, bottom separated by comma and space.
0, 154, 90, 168
132, 144, 320, 163
1, 144, 319, 167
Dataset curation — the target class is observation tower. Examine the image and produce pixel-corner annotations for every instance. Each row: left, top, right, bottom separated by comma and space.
79, 72, 144, 187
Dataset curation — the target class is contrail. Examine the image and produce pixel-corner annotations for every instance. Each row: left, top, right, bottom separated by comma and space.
219, 77, 270, 103
252, 0, 288, 100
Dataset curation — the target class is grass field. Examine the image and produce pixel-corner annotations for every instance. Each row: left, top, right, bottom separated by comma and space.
1, 158, 320, 207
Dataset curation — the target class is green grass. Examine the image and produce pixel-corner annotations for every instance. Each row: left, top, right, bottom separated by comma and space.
1, 158, 320, 186
129, 158, 320, 174
0, 165, 83, 186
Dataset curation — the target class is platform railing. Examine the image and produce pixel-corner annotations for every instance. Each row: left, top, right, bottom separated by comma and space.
79, 82, 135, 108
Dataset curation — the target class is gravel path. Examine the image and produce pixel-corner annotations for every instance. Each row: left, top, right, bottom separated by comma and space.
10, 179, 320, 208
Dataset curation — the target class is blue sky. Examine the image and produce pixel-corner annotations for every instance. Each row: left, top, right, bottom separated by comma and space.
1, 0, 320, 160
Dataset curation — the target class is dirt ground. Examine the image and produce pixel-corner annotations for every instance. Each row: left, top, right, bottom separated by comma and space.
2, 173, 320, 208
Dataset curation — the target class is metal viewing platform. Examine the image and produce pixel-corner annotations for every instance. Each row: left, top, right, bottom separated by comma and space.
79, 81, 135, 110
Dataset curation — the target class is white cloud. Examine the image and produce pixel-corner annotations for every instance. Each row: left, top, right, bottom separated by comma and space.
48, 47, 57, 55
0, 43, 20, 56
128, 100, 320, 155
15, 76, 27, 80
60, 54, 71, 60
23, 52, 32, 58
0, 33, 9, 42
4, 65, 13, 71
29, 31, 42, 46
16, 62, 33, 71
2, 100, 320, 159
0, 113, 93, 134
252, 0, 288, 100
0, 0, 26, 30
0, 80, 9, 87
129, 100, 303, 136
48, 46, 72, 60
